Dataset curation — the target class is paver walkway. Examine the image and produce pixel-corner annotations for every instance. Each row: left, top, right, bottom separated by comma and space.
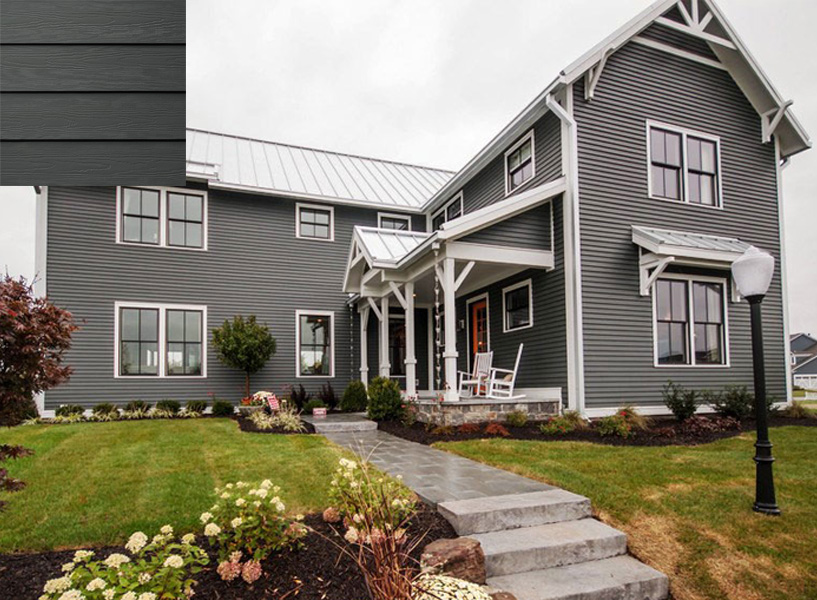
326, 429, 551, 506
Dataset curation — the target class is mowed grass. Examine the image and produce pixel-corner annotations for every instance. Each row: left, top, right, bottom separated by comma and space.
0, 419, 347, 553
438, 426, 817, 600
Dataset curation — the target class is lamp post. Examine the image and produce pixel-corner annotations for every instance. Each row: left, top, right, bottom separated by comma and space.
731, 246, 780, 516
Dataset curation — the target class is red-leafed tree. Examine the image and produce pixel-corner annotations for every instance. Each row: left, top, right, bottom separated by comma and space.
0, 444, 34, 510
0, 275, 78, 425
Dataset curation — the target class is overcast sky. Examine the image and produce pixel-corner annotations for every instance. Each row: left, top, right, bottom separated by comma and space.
0, 0, 815, 332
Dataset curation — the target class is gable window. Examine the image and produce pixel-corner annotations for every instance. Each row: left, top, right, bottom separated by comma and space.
167, 193, 204, 248
654, 276, 727, 366
503, 279, 534, 332
505, 130, 535, 194
116, 302, 207, 378
378, 213, 411, 231
430, 193, 463, 232
297, 204, 334, 240
648, 123, 721, 207
117, 187, 207, 249
121, 187, 160, 245
297, 311, 334, 377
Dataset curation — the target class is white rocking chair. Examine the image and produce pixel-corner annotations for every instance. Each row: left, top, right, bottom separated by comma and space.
487, 344, 525, 400
458, 351, 493, 397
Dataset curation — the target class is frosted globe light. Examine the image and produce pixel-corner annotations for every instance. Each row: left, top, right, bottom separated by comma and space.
732, 246, 775, 299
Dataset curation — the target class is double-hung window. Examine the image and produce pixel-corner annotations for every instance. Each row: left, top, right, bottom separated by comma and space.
648, 123, 721, 207
117, 187, 206, 249
297, 311, 334, 377
116, 303, 206, 377
505, 130, 535, 194
378, 213, 411, 231
654, 277, 727, 366
503, 279, 534, 332
430, 193, 463, 232
297, 204, 334, 240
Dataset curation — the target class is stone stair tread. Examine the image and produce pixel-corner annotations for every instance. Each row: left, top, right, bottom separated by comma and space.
472, 518, 625, 556
438, 489, 591, 535
487, 555, 669, 600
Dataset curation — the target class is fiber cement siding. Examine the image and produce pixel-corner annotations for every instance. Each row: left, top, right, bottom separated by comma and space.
44, 185, 384, 408
574, 36, 787, 407
461, 203, 553, 250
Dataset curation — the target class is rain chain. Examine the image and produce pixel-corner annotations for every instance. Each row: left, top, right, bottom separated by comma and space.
349, 302, 355, 382
433, 248, 442, 392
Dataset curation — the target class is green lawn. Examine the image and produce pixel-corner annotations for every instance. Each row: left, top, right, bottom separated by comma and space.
438, 426, 817, 600
0, 419, 347, 553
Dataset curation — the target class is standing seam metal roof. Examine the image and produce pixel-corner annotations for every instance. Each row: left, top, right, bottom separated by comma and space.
355, 226, 431, 264
632, 225, 751, 254
186, 128, 454, 209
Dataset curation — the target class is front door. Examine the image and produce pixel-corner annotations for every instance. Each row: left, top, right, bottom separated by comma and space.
470, 298, 489, 361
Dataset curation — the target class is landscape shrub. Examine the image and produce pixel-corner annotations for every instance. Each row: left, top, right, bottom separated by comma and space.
341, 380, 368, 412
40, 526, 209, 600
155, 399, 181, 415
457, 423, 481, 434
430, 425, 455, 436
211, 315, 276, 398
186, 400, 208, 414
273, 405, 307, 432
783, 402, 815, 419
709, 385, 775, 420
505, 410, 528, 427
317, 382, 338, 409
289, 384, 311, 410
596, 414, 632, 438
124, 400, 149, 412
616, 405, 650, 431
401, 397, 419, 426
212, 400, 235, 417
483, 422, 510, 437
679, 415, 740, 435
366, 376, 403, 421
55, 404, 84, 417
303, 398, 327, 412
91, 403, 120, 421
413, 574, 492, 600
662, 381, 698, 422
248, 410, 276, 430
202, 479, 306, 582
0, 444, 34, 511
540, 414, 580, 436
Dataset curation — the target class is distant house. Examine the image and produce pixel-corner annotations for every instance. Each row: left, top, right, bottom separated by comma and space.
34, 0, 810, 416
791, 333, 817, 390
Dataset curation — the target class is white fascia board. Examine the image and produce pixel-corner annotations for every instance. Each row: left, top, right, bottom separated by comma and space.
445, 242, 554, 270
437, 177, 567, 241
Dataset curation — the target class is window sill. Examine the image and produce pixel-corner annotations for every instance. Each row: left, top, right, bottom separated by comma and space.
647, 194, 723, 210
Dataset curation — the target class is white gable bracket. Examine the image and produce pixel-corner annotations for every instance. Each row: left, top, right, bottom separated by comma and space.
388, 282, 408, 310
762, 100, 794, 144
655, 16, 736, 50
454, 261, 476, 292
367, 297, 383, 321
639, 253, 676, 296
584, 47, 613, 101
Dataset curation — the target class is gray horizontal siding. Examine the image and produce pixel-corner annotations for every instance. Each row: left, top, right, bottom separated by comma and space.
458, 112, 562, 215
0, 46, 185, 92
0, 1, 185, 44
0, 93, 185, 140
44, 185, 384, 408
460, 203, 553, 250
574, 33, 787, 408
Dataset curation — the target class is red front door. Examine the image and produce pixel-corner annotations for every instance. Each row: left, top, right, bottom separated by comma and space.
471, 299, 488, 359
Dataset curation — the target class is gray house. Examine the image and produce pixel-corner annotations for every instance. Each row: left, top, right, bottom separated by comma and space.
35, 0, 810, 418
791, 333, 817, 390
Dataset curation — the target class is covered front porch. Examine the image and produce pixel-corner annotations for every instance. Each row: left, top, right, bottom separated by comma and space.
344, 179, 566, 419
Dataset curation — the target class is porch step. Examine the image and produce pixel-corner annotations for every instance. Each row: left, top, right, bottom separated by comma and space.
302, 413, 378, 433
487, 555, 669, 600
438, 490, 591, 535
472, 519, 627, 577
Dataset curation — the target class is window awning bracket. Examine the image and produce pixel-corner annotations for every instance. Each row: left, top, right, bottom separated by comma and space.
639, 252, 676, 296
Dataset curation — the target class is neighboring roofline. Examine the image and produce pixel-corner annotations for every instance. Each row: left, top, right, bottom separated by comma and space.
794, 353, 817, 374
791, 332, 817, 344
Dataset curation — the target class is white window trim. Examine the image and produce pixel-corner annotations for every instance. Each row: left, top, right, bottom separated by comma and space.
378, 212, 412, 231
429, 191, 464, 231
465, 292, 491, 372
115, 186, 208, 251
296, 309, 336, 378
651, 273, 730, 368
113, 301, 208, 379
504, 129, 536, 196
296, 202, 335, 242
502, 278, 534, 333
645, 120, 724, 210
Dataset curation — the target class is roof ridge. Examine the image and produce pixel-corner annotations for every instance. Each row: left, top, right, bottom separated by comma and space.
187, 127, 456, 175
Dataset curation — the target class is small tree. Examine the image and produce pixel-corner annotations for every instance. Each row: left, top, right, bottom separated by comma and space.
212, 315, 276, 398
0, 275, 78, 426
0, 444, 34, 510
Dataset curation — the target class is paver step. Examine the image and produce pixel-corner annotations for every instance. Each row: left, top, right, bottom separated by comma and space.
487, 555, 669, 600
472, 518, 627, 577
438, 490, 592, 535
302, 413, 378, 433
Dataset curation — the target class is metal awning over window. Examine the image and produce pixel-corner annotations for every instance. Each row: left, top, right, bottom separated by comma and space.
632, 225, 750, 296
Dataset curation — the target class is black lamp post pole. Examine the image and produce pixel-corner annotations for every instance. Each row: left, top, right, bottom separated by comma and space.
748, 295, 780, 516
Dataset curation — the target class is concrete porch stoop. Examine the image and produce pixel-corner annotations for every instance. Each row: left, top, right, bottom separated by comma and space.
325, 429, 668, 600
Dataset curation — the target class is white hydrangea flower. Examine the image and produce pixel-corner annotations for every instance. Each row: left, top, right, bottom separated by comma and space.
204, 522, 221, 536
138, 573, 152, 584
182, 533, 196, 544
57, 590, 84, 600
344, 526, 359, 543
256, 488, 268, 499
199, 511, 213, 524
260, 479, 273, 489
160, 525, 173, 535
121, 592, 138, 600
220, 492, 230, 499
73, 550, 94, 562
103, 589, 115, 600
43, 576, 72, 594
235, 498, 246, 507
137, 593, 157, 600
125, 531, 148, 553
86, 578, 107, 591
230, 517, 243, 528
61, 562, 74, 572
253, 501, 261, 508
163, 554, 184, 569
39, 595, 49, 600
225, 483, 234, 489
152, 534, 166, 544
236, 481, 247, 488
103, 553, 130, 568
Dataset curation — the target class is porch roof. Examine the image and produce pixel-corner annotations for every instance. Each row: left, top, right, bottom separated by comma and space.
632, 225, 751, 262
355, 227, 432, 266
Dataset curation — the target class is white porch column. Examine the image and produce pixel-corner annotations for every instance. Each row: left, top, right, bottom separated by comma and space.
379, 295, 390, 378
359, 305, 369, 386
442, 257, 458, 401
404, 282, 417, 397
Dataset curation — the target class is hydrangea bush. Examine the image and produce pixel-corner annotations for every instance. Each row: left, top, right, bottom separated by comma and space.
201, 479, 306, 581
39, 526, 208, 600
413, 574, 492, 600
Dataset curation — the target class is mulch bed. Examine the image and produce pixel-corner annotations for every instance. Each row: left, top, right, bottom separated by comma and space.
379, 415, 817, 447
0, 506, 456, 600
235, 415, 317, 434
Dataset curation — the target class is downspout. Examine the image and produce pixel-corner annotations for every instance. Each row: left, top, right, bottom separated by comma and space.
546, 89, 586, 415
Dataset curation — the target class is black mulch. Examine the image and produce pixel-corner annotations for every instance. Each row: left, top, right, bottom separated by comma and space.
235, 415, 317, 434
379, 415, 817, 447
0, 506, 456, 600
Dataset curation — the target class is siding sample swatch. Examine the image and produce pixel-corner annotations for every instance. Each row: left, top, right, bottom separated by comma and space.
0, 0, 186, 185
